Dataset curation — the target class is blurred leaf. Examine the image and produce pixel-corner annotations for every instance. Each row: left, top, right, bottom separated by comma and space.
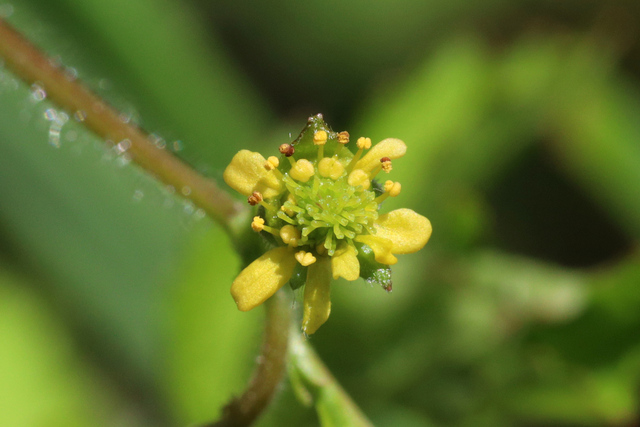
162, 224, 263, 425
0, 265, 131, 427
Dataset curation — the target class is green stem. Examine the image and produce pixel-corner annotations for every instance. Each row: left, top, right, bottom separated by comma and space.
289, 331, 374, 427
0, 18, 244, 230
204, 289, 291, 427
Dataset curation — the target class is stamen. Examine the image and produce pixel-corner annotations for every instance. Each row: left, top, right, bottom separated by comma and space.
369, 157, 391, 180
279, 143, 295, 157
252, 216, 280, 236
295, 250, 317, 266
248, 191, 276, 211
337, 131, 350, 144
375, 180, 402, 203
347, 136, 371, 171
357, 137, 372, 150
380, 157, 392, 173
247, 191, 263, 206
314, 130, 327, 160
335, 131, 349, 156
251, 216, 265, 232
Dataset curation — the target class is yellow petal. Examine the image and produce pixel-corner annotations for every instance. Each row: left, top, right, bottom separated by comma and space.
223, 150, 282, 198
231, 247, 296, 311
374, 208, 432, 254
354, 138, 406, 173
302, 256, 332, 335
331, 244, 360, 281
355, 235, 398, 265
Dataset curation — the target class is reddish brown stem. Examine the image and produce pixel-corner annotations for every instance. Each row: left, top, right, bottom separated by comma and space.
0, 18, 243, 228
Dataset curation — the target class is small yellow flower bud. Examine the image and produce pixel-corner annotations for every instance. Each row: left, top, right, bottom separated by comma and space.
290, 159, 315, 182
380, 157, 392, 173
347, 169, 371, 190
356, 137, 372, 150
251, 216, 265, 232
295, 250, 317, 266
337, 131, 350, 144
264, 156, 280, 170
318, 157, 345, 180
280, 225, 301, 246
313, 130, 328, 145
247, 191, 263, 206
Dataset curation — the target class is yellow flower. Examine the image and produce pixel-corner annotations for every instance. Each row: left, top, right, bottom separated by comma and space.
223, 114, 432, 335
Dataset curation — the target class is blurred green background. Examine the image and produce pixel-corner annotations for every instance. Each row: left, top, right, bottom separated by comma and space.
1, 0, 640, 426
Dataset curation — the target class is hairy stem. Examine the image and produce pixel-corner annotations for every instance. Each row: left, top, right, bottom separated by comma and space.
0, 18, 244, 229
204, 289, 291, 427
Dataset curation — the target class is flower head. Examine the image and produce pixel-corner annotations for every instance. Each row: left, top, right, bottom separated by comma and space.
223, 114, 432, 335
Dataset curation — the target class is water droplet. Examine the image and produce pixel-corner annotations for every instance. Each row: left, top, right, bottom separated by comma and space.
172, 140, 184, 152
194, 209, 206, 220
181, 186, 191, 196
74, 110, 87, 122
115, 139, 131, 154
148, 133, 166, 149
46, 110, 68, 148
116, 153, 132, 167
48, 55, 62, 69
133, 190, 144, 202
119, 112, 131, 123
63, 67, 78, 81
43, 108, 57, 121
98, 79, 111, 90
0, 4, 15, 18
165, 185, 176, 195
183, 201, 195, 215
30, 82, 46, 102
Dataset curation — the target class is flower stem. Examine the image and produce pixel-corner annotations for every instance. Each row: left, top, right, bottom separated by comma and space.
0, 18, 244, 230
289, 331, 374, 427
203, 289, 291, 427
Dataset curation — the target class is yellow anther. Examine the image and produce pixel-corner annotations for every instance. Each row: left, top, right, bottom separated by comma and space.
290, 159, 315, 182
347, 137, 372, 172
356, 137, 372, 150
280, 225, 301, 246
251, 216, 265, 232
337, 131, 350, 144
347, 169, 371, 190
380, 157, 392, 173
388, 181, 402, 196
376, 181, 401, 203
247, 191, 263, 206
318, 157, 345, 180
264, 156, 280, 170
295, 250, 317, 266
313, 130, 328, 145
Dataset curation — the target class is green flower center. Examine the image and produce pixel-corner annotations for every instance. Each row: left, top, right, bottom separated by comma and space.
278, 173, 378, 255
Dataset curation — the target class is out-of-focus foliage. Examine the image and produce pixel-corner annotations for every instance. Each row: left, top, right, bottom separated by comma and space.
1, 0, 640, 426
